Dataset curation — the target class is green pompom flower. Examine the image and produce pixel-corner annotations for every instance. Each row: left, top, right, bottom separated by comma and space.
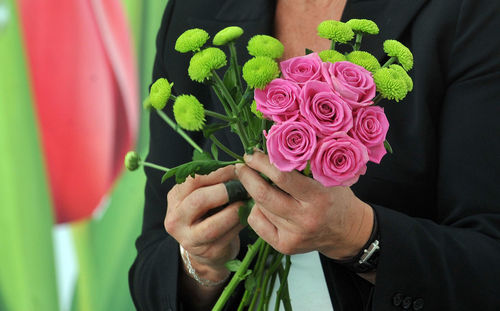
346, 51, 381, 72
317, 20, 354, 43
143, 96, 152, 110
383, 39, 413, 71
250, 100, 263, 119
188, 47, 227, 82
175, 28, 209, 53
150, 78, 173, 109
390, 64, 413, 92
242, 56, 280, 89
213, 26, 244, 45
124, 151, 140, 171
319, 50, 347, 63
373, 66, 412, 102
346, 19, 379, 35
173, 95, 206, 131
247, 35, 284, 59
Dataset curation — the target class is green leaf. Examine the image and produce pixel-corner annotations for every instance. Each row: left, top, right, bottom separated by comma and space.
238, 199, 254, 226
305, 48, 314, 55
161, 160, 235, 184
211, 142, 219, 160
384, 139, 393, 154
244, 274, 257, 292
225, 259, 242, 272
192, 149, 212, 161
202, 122, 229, 138
0, 2, 59, 310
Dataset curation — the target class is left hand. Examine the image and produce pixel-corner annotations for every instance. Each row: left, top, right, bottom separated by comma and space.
235, 150, 374, 260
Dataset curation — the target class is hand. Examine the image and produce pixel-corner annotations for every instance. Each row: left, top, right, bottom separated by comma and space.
235, 151, 374, 260
164, 165, 245, 282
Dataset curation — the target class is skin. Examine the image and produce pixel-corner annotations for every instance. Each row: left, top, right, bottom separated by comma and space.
165, 1, 376, 309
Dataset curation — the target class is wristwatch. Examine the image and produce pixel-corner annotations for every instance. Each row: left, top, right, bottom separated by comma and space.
332, 210, 380, 273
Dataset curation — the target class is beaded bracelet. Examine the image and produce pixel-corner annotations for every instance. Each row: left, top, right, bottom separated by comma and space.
179, 245, 230, 287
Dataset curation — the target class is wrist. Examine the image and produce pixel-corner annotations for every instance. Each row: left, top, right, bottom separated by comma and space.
179, 245, 230, 287
323, 200, 374, 260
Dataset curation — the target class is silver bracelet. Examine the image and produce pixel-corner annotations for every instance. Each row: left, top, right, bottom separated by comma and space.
179, 245, 230, 287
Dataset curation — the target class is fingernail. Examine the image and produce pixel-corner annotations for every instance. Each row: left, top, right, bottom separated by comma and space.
244, 153, 253, 163
234, 163, 243, 176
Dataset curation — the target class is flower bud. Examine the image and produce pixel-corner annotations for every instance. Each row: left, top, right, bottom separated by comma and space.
124, 151, 141, 171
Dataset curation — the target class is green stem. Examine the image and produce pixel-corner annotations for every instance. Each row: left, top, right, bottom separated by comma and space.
212, 238, 265, 311
237, 290, 251, 311
274, 256, 292, 311
373, 93, 383, 105
249, 243, 271, 311
211, 83, 232, 116
170, 94, 177, 101
209, 135, 244, 161
205, 109, 237, 123
141, 161, 170, 172
258, 253, 284, 311
353, 33, 363, 51
264, 270, 278, 310
261, 119, 268, 154
211, 71, 251, 149
229, 42, 243, 92
382, 56, 397, 68
155, 109, 204, 153
330, 40, 336, 50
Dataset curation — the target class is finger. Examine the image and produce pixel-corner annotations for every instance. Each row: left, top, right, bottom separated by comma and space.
182, 183, 231, 222
248, 205, 278, 247
235, 163, 296, 217
174, 165, 237, 201
191, 201, 243, 244
243, 151, 321, 201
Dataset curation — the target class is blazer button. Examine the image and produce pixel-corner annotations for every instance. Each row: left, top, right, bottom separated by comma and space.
413, 298, 424, 310
392, 293, 404, 306
402, 296, 413, 309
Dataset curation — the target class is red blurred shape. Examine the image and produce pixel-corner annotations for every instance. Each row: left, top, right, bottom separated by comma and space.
18, 0, 138, 223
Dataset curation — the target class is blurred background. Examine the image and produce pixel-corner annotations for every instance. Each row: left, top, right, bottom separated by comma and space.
0, 0, 167, 310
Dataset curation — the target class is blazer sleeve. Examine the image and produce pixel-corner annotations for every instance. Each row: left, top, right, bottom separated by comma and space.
128, 1, 186, 310
372, 1, 500, 310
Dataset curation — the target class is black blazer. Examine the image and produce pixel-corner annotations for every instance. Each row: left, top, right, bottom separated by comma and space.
129, 0, 500, 310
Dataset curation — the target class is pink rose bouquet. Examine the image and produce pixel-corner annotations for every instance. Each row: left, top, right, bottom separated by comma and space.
125, 18, 414, 311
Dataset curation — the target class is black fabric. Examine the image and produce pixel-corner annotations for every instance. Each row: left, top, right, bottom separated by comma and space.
129, 0, 500, 310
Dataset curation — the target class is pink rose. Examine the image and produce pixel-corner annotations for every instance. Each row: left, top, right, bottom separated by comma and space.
300, 80, 353, 137
349, 106, 389, 164
322, 61, 376, 108
266, 120, 317, 171
311, 132, 368, 187
280, 53, 323, 85
254, 78, 301, 122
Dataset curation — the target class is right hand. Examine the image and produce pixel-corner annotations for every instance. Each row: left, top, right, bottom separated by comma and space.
164, 165, 244, 282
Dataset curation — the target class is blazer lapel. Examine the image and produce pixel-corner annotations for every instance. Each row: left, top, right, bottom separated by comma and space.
341, 0, 429, 60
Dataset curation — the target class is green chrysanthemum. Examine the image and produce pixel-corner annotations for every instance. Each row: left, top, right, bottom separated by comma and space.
390, 64, 413, 92
346, 19, 379, 35
124, 151, 140, 171
250, 100, 263, 119
188, 47, 227, 82
373, 66, 411, 102
242, 56, 280, 89
383, 39, 413, 71
213, 26, 244, 46
346, 51, 381, 72
150, 78, 173, 109
173, 95, 206, 131
317, 20, 354, 43
247, 35, 284, 59
319, 50, 347, 63
175, 28, 209, 53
